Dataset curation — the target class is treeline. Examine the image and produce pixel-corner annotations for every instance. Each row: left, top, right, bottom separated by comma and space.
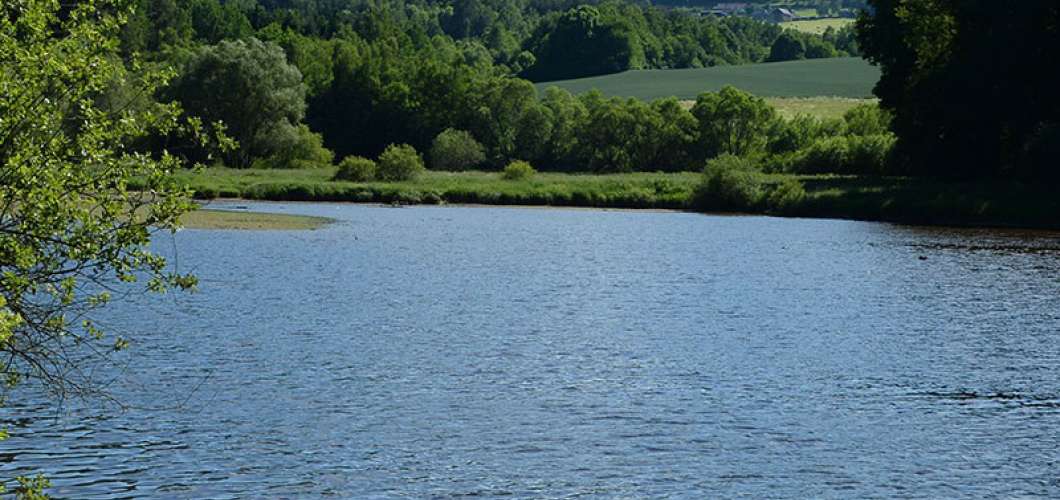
161, 29, 891, 176
120, 0, 857, 80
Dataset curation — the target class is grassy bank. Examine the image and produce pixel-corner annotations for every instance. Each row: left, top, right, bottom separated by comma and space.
533, 58, 879, 101
180, 209, 332, 230
169, 168, 701, 209
158, 168, 1060, 229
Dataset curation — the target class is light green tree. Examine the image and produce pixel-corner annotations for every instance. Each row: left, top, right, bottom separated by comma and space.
168, 37, 306, 168
1, 1, 213, 494
692, 86, 778, 160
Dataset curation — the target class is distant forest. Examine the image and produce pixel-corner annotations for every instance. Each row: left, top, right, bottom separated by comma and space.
111, 0, 862, 170
124, 0, 860, 80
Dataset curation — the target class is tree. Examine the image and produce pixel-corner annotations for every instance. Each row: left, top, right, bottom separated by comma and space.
1, 1, 209, 493
376, 144, 425, 181
857, 0, 1060, 180
168, 37, 307, 168
767, 32, 806, 61
522, 5, 645, 81
430, 129, 487, 171
692, 86, 778, 159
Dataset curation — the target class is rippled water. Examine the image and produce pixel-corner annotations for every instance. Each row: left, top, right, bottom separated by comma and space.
4, 202, 1060, 498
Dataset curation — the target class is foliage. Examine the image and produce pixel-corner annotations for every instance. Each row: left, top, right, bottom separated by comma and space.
768, 32, 806, 61
692, 86, 778, 159
502, 160, 536, 180
168, 37, 307, 167
333, 156, 378, 182
376, 144, 426, 181
430, 129, 487, 171
788, 133, 895, 175
253, 124, 334, 169
766, 177, 808, 213
1, 2, 209, 493
857, 0, 1060, 181
842, 103, 891, 136
694, 154, 763, 210
1, 0, 203, 396
521, 5, 644, 80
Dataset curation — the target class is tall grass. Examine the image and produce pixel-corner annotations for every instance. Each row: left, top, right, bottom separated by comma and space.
159, 168, 701, 209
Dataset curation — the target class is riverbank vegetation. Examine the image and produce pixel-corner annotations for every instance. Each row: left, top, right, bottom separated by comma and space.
161, 167, 1060, 229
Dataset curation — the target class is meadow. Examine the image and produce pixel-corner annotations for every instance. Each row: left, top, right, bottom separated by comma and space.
161, 168, 1060, 229
780, 18, 856, 35
763, 97, 877, 119
534, 57, 879, 101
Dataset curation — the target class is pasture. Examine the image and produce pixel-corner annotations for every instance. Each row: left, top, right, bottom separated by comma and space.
534, 57, 879, 101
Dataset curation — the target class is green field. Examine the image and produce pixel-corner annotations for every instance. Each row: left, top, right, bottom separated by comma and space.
157, 167, 1060, 229
534, 57, 879, 101
780, 18, 856, 35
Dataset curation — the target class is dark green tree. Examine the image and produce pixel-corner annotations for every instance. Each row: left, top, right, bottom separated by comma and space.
857, 0, 1060, 180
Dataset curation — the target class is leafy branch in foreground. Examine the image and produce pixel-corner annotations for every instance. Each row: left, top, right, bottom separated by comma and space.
0, 0, 224, 433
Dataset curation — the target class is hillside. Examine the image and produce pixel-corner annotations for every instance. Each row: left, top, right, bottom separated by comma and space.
534, 57, 879, 100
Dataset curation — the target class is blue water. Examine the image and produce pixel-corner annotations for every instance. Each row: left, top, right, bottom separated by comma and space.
4, 202, 1060, 498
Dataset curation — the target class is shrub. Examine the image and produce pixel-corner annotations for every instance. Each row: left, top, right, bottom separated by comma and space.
430, 128, 486, 171
502, 160, 536, 180
843, 104, 892, 136
846, 134, 896, 174
789, 134, 895, 175
766, 178, 807, 213
693, 154, 762, 211
333, 156, 377, 182
252, 125, 334, 169
795, 136, 849, 174
376, 144, 425, 181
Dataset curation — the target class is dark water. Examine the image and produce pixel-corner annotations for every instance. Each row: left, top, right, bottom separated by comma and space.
4, 202, 1060, 498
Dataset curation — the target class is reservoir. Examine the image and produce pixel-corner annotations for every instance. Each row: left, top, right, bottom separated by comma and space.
4, 201, 1060, 498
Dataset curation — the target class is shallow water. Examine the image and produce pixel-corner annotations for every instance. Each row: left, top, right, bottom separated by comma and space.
4, 202, 1060, 498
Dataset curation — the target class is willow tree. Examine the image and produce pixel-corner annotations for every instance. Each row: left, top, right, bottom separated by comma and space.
1, 1, 213, 492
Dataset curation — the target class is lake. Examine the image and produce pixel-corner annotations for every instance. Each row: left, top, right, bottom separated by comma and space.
4, 201, 1060, 498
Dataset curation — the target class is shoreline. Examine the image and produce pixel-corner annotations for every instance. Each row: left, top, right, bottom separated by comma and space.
155, 168, 1060, 232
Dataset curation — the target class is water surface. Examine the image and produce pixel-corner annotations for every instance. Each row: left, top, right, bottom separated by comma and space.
4, 202, 1060, 498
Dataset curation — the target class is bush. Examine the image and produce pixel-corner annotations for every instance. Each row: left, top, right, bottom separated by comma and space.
430, 128, 486, 171
843, 104, 892, 136
502, 160, 536, 180
333, 156, 377, 182
766, 177, 807, 213
693, 154, 762, 211
847, 134, 896, 174
376, 144, 425, 181
789, 134, 895, 175
252, 125, 334, 169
